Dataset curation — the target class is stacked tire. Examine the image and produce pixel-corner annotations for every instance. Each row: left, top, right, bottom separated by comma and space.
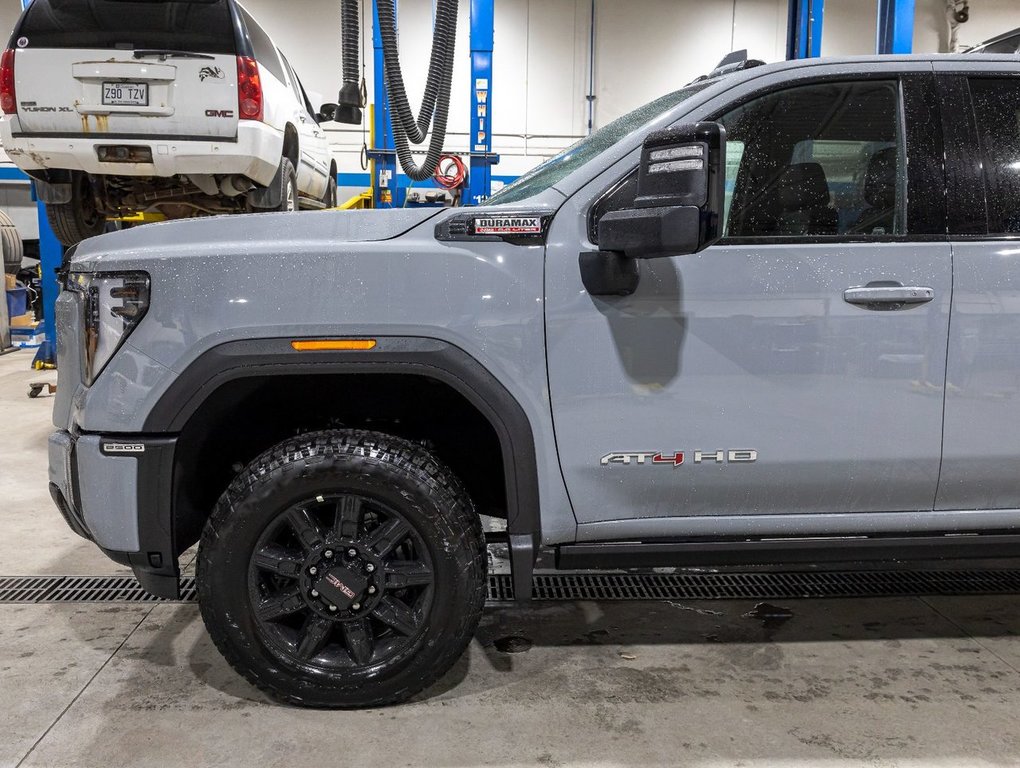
1, 210, 22, 275
45, 172, 105, 246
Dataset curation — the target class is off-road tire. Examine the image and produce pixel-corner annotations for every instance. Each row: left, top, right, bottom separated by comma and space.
196, 429, 487, 708
276, 157, 298, 212
44, 172, 105, 247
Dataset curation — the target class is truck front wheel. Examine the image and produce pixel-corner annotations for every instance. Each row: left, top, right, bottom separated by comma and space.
196, 429, 487, 708
44, 172, 106, 246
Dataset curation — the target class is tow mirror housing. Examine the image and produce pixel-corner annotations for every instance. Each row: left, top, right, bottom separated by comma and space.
600, 121, 725, 258
582, 122, 725, 296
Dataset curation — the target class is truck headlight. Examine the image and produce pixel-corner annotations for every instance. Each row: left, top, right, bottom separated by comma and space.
67, 272, 150, 385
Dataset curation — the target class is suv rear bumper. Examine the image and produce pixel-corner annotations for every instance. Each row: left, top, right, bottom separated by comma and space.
48, 429, 181, 598
1, 119, 281, 187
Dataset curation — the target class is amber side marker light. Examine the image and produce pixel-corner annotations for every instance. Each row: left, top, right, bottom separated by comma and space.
291, 339, 377, 351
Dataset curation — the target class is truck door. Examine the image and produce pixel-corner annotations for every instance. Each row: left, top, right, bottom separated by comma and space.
544, 74, 953, 539
935, 68, 1020, 510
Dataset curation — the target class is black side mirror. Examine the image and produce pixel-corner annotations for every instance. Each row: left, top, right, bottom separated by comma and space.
317, 103, 337, 123
581, 121, 726, 296
321, 82, 364, 125
317, 100, 363, 124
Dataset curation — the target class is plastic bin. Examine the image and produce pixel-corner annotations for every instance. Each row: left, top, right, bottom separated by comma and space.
6, 286, 27, 319
11, 326, 43, 348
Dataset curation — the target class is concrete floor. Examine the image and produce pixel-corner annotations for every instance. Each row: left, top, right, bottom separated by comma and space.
3, 347, 1020, 767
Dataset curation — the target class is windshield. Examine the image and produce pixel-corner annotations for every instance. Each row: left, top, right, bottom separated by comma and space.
481, 81, 712, 206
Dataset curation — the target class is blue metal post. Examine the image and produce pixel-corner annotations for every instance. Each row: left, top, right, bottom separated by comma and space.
467, 0, 496, 205
20, 0, 60, 366
877, 0, 915, 54
371, 0, 397, 208
786, 0, 825, 59
32, 188, 61, 366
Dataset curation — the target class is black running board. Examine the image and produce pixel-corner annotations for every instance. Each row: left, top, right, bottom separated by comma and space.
299, 196, 327, 210
556, 533, 1020, 570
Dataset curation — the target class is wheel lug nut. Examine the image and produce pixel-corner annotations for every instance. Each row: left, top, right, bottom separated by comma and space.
329, 604, 338, 612
324, 550, 334, 559
352, 603, 361, 611
347, 548, 357, 558
365, 563, 375, 573
367, 586, 376, 594
310, 589, 319, 598
308, 566, 318, 575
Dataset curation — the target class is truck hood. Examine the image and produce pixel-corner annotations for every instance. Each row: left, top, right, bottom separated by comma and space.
70, 208, 445, 271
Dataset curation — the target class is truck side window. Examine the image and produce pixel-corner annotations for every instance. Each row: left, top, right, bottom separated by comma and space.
969, 78, 1020, 234
719, 80, 904, 239
239, 8, 286, 84
281, 54, 315, 118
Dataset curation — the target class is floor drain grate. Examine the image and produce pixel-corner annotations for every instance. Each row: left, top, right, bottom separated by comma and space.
0, 576, 197, 604
0, 576, 62, 603
44, 576, 199, 603
1, 571, 1019, 605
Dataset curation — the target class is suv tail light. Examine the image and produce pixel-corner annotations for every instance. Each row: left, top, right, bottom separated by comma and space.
0, 49, 16, 115
236, 55, 263, 121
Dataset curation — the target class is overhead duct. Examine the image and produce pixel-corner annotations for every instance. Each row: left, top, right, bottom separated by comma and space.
326, 0, 364, 124
376, 0, 458, 181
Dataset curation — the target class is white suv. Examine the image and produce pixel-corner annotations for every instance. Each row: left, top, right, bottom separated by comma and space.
0, 0, 337, 246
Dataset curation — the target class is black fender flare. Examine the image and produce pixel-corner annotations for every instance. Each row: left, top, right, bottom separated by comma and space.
145, 336, 541, 595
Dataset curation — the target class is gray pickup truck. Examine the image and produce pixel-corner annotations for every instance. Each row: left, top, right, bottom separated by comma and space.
48, 53, 1020, 707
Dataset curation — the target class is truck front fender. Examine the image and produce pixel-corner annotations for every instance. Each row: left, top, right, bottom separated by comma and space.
146, 336, 542, 597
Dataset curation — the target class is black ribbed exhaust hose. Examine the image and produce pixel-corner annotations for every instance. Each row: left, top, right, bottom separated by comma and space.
332, 0, 363, 124
376, 0, 456, 143
341, 0, 359, 85
376, 0, 458, 180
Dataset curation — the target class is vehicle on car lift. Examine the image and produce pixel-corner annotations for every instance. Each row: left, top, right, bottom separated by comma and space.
0, 0, 337, 246
48, 52, 1020, 707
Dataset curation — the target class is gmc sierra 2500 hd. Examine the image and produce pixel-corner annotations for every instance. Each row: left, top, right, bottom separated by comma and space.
48, 53, 1020, 707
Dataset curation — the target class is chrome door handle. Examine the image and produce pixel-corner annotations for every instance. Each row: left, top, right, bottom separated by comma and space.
843, 284, 934, 308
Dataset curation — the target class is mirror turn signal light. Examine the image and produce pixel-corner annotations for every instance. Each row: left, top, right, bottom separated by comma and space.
290, 339, 377, 351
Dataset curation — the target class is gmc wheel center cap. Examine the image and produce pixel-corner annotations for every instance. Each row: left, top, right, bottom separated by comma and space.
315, 566, 368, 610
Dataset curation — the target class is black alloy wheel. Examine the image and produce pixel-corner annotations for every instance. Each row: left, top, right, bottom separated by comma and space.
248, 492, 435, 668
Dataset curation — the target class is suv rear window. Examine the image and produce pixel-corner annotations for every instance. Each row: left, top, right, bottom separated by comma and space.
15, 0, 236, 54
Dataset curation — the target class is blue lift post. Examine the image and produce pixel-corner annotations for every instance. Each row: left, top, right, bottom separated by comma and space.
370, 0, 398, 208
21, 0, 61, 368
786, 0, 825, 59
467, 0, 497, 205
30, 187, 61, 368
877, 0, 915, 54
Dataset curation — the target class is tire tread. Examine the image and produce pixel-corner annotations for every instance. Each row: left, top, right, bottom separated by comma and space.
197, 428, 487, 708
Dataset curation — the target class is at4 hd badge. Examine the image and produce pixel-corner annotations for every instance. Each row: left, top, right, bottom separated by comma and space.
600, 450, 758, 466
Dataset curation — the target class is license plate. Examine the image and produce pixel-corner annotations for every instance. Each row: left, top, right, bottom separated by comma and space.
102, 82, 148, 107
